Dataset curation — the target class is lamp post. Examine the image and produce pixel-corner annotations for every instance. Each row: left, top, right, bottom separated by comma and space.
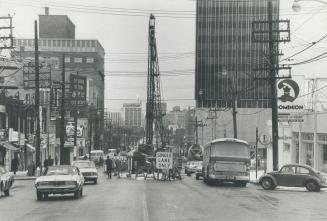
292, 0, 327, 12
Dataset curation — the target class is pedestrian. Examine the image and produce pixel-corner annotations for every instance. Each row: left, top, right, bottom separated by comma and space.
105, 156, 113, 179
99, 156, 103, 167
43, 158, 49, 170
115, 158, 121, 178
48, 156, 54, 166
55, 155, 58, 165
11, 156, 19, 175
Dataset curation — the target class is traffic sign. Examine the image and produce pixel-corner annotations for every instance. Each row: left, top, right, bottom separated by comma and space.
259, 133, 271, 145
156, 152, 173, 169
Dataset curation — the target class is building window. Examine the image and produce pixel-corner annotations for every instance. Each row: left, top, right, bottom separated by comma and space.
86, 57, 94, 63
86, 41, 90, 47
74, 57, 83, 63
48, 40, 52, 47
77, 40, 80, 47
64, 57, 71, 63
67, 40, 71, 47
82, 41, 85, 47
53, 40, 56, 47
319, 134, 327, 141
323, 145, 327, 164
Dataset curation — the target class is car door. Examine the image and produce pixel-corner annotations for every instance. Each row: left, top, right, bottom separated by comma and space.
276, 166, 297, 186
294, 166, 310, 187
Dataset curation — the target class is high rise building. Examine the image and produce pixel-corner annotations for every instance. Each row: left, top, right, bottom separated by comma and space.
109, 112, 123, 126
195, 0, 279, 108
122, 103, 142, 128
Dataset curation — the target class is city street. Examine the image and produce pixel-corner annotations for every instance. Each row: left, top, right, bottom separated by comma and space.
1, 171, 327, 221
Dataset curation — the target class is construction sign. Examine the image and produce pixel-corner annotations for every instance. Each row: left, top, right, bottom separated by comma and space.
156, 152, 173, 170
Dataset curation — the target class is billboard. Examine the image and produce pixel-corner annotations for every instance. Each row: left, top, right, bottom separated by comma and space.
277, 75, 305, 113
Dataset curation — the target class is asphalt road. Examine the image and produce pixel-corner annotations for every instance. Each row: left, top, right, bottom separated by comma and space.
1, 171, 327, 221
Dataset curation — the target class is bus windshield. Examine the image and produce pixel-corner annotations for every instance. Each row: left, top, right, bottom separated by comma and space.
211, 142, 249, 158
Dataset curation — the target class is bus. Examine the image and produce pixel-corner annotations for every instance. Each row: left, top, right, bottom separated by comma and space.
90, 150, 104, 166
202, 138, 250, 186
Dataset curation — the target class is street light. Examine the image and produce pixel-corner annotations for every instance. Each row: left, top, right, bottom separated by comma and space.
292, 0, 327, 12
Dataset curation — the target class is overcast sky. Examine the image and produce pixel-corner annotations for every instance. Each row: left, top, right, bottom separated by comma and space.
0, 0, 327, 113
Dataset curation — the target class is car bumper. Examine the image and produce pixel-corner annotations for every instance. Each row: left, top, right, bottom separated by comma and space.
84, 176, 98, 181
208, 174, 249, 182
36, 185, 80, 194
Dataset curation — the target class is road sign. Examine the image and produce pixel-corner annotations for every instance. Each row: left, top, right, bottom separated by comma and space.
259, 133, 271, 145
156, 152, 173, 169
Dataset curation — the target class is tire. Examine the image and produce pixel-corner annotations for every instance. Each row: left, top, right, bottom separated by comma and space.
241, 182, 247, 187
74, 190, 80, 199
43, 193, 48, 199
305, 180, 320, 192
4, 189, 9, 196
195, 174, 199, 180
36, 191, 43, 201
261, 177, 274, 190
185, 169, 188, 175
94, 179, 97, 184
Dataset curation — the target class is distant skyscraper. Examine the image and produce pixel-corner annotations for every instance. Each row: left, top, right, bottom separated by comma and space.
109, 112, 122, 126
195, 0, 279, 108
122, 103, 142, 128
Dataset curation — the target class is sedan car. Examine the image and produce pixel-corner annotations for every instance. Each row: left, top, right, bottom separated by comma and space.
35, 165, 84, 200
259, 164, 327, 192
185, 161, 202, 176
0, 167, 14, 197
72, 160, 98, 184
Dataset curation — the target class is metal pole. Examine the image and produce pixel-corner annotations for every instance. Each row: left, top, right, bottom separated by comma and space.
255, 127, 258, 179
195, 116, 198, 144
60, 54, 66, 165
268, 1, 279, 171
73, 110, 78, 159
34, 20, 41, 169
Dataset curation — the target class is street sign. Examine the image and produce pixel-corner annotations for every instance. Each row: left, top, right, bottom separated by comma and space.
156, 152, 173, 169
259, 133, 271, 145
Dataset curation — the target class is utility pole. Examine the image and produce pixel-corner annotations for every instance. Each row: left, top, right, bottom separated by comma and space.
0, 16, 14, 49
34, 20, 41, 169
73, 110, 78, 159
252, 0, 291, 171
255, 127, 259, 179
60, 54, 66, 165
207, 108, 219, 140
192, 117, 207, 145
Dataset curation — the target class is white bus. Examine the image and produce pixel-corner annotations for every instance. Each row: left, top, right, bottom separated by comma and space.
202, 138, 250, 186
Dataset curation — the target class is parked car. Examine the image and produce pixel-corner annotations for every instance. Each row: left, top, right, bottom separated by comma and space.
0, 167, 14, 197
72, 160, 98, 184
185, 161, 202, 176
35, 165, 84, 200
195, 161, 203, 180
259, 164, 327, 192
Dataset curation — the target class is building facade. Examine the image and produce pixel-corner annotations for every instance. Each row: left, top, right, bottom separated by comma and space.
11, 9, 105, 164
108, 112, 122, 127
122, 103, 142, 128
195, 0, 279, 108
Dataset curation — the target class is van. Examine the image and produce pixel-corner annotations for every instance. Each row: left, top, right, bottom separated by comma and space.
89, 150, 104, 165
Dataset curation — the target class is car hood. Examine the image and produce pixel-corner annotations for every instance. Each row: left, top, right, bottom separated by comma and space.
36, 174, 79, 182
79, 168, 97, 173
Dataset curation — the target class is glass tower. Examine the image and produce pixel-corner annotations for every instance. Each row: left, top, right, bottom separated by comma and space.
195, 0, 279, 108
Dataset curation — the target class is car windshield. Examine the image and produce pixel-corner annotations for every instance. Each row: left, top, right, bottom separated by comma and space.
73, 161, 95, 168
44, 166, 77, 176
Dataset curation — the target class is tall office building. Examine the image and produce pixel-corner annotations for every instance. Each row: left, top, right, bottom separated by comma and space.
195, 0, 279, 108
122, 103, 142, 128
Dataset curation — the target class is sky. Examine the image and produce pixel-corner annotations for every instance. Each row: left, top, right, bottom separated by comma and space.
0, 0, 327, 113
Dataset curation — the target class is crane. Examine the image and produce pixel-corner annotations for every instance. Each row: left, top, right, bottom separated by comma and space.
145, 14, 166, 151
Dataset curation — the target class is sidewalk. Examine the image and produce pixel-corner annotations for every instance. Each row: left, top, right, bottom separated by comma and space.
13, 170, 36, 180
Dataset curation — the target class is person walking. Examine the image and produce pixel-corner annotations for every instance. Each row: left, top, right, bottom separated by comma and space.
115, 158, 121, 178
105, 156, 113, 179
11, 156, 19, 175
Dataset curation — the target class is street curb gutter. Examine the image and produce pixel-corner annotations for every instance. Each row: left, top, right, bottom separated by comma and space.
14, 176, 36, 181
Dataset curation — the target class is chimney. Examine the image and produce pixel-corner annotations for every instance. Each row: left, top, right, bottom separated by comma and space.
45, 7, 49, 15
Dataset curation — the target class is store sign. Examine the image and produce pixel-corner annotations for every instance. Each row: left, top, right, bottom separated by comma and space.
70, 75, 87, 107
278, 113, 304, 122
66, 122, 84, 138
278, 76, 305, 113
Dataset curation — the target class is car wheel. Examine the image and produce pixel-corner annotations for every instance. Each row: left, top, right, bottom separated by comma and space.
305, 180, 320, 192
4, 189, 9, 196
43, 193, 48, 199
195, 174, 199, 180
261, 177, 274, 190
94, 179, 97, 184
36, 191, 43, 201
241, 182, 247, 187
185, 169, 188, 175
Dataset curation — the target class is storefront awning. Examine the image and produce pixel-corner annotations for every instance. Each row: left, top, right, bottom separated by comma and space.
0, 141, 19, 151
26, 144, 35, 152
